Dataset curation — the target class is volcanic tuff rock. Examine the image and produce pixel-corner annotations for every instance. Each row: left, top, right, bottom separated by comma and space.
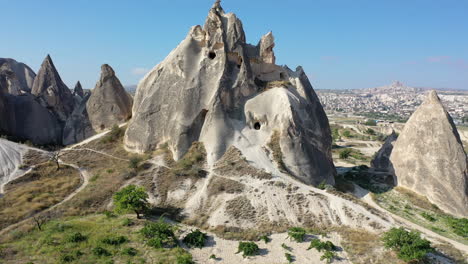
62, 92, 95, 145
32, 55, 74, 121
0, 138, 25, 192
371, 131, 397, 172
125, 1, 335, 185
0, 58, 36, 93
389, 91, 468, 217
73, 81, 84, 98
86, 64, 133, 132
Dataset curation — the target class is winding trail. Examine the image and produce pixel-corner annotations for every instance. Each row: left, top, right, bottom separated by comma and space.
355, 185, 468, 253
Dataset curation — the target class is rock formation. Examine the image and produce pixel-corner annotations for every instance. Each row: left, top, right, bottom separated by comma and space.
0, 58, 36, 93
0, 138, 25, 192
389, 91, 468, 217
63, 92, 95, 145
32, 55, 74, 121
73, 81, 84, 98
86, 64, 133, 132
125, 1, 335, 185
371, 131, 397, 172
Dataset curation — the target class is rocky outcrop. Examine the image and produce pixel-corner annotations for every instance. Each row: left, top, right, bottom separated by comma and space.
0, 139, 25, 192
371, 131, 397, 172
389, 91, 468, 217
73, 81, 84, 98
32, 55, 74, 121
63, 93, 95, 145
0, 58, 36, 93
86, 64, 133, 132
125, 1, 335, 185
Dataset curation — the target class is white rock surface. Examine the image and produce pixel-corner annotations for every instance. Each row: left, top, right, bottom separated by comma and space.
0, 138, 26, 193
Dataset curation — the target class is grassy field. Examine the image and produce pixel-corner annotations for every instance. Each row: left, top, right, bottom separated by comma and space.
0, 162, 81, 230
0, 214, 192, 264
373, 187, 468, 245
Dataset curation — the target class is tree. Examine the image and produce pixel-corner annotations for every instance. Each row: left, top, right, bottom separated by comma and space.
50, 150, 62, 171
113, 185, 149, 219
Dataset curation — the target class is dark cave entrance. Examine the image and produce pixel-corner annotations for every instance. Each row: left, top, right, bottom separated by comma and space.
208, 51, 216, 60
254, 122, 261, 130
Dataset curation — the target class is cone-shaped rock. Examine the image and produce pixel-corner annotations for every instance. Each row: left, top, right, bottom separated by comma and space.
73, 81, 84, 98
86, 64, 133, 132
32, 55, 74, 121
0, 58, 36, 93
390, 90, 468, 217
125, 1, 335, 185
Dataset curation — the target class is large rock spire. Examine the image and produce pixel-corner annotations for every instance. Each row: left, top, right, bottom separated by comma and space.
389, 90, 468, 217
32, 55, 74, 121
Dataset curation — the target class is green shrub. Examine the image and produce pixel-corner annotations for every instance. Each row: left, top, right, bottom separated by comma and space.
176, 253, 195, 264
445, 217, 468, 238
60, 254, 75, 263
183, 229, 208, 248
260, 235, 270, 243
339, 149, 352, 159
285, 252, 294, 263
307, 238, 336, 252
101, 235, 128, 245
92, 246, 111, 257
366, 128, 376, 135
129, 157, 143, 169
420, 212, 436, 222
104, 210, 116, 218
140, 219, 177, 248
364, 120, 377, 126
66, 232, 87, 243
209, 254, 217, 259
382, 228, 433, 262
287, 227, 306, 242
101, 125, 123, 143
342, 130, 352, 138
320, 251, 337, 263
317, 180, 327, 190
237, 241, 260, 257
122, 247, 138, 256
281, 243, 291, 251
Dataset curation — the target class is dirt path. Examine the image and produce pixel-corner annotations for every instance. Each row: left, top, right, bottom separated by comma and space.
0, 162, 90, 236
354, 186, 468, 253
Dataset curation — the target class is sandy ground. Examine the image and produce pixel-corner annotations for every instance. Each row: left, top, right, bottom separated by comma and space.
186, 231, 350, 264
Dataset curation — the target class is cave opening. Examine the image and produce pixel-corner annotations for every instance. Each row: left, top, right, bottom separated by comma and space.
208, 51, 216, 60
254, 122, 261, 130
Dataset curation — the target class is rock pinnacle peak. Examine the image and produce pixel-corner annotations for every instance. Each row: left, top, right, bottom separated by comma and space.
426, 90, 440, 104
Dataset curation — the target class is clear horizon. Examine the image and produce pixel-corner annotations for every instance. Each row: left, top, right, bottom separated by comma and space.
2, 0, 468, 90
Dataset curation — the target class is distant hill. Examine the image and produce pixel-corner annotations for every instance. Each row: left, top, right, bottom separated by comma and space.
124, 85, 137, 95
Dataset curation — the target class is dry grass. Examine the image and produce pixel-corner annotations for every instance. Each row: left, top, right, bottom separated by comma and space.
333, 227, 404, 264
394, 187, 441, 212
267, 131, 288, 173
21, 149, 50, 167
0, 162, 81, 230
206, 176, 245, 197
56, 131, 145, 217
213, 146, 272, 179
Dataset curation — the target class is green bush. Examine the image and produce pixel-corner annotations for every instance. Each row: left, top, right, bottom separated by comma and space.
285, 252, 294, 263
307, 238, 336, 252
101, 235, 128, 245
129, 157, 143, 169
60, 254, 75, 263
382, 228, 433, 262
287, 227, 306, 242
101, 125, 123, 143
176, 254, 194, 264
237, 241, 260, 257
320, 251, 337, 263
342, 130, 352, 138
92, 246, 111, 257
122, 247, 138, 256
209, 254, 217, 259
281, 243, 291, 251
260, 235, 270, 243
140, 219, 177, 248
183, 229, 208, 248
317, 180, 327, 190
445, 217, 468, 238
420, 212, 436, 222
66, 232, 87, 243
339, 149, 352, 159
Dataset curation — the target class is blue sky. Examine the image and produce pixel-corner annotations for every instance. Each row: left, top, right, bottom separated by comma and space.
2, 0, 468, 90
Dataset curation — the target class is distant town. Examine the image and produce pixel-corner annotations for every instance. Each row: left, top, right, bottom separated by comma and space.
317, 81, 468, 124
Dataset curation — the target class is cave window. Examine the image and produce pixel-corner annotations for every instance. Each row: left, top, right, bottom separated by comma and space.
208, 51, 216, 60
280, 72, 285, 80
254, 122, 261, 130
100, 124, 105, 130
